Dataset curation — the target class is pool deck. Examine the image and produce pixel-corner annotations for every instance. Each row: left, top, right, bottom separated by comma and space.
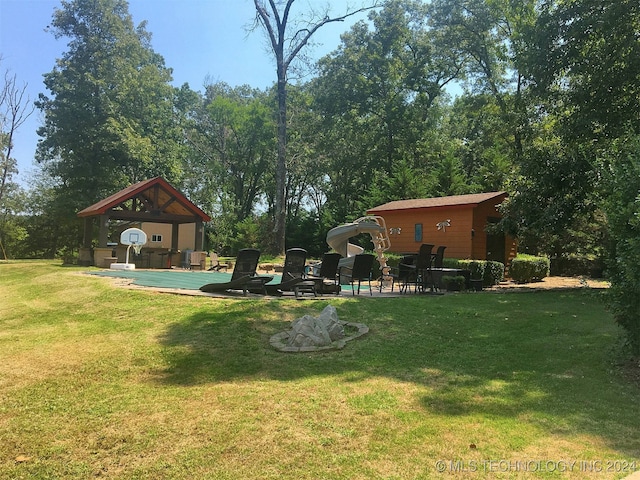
86, 267, 608, 299
86, 267, 406, 298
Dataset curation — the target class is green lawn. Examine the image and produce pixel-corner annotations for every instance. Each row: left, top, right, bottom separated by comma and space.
1, 261, 639, 479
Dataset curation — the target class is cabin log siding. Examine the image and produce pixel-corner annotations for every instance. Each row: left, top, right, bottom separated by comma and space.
368, 192, 517, 265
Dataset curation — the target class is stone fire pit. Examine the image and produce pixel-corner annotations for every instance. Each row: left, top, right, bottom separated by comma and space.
270, 305, 369, 353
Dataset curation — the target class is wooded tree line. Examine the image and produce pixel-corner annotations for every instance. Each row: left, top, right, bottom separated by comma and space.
1, 0, 639, 351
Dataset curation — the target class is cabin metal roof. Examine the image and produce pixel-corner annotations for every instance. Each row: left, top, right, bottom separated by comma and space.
367, 192, 507, 213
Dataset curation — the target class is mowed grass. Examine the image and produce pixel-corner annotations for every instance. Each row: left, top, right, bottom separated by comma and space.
1, 261, 639, 479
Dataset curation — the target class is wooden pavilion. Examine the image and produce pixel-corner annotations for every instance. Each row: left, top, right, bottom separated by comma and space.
77, 177, 211, 267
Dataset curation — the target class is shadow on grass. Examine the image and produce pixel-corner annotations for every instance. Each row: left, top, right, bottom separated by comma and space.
156, 289, 640, 457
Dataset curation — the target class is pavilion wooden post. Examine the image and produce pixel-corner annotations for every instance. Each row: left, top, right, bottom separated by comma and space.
98, 215, 109, 247
195, 220, 204, 251
78, 217, 94, 266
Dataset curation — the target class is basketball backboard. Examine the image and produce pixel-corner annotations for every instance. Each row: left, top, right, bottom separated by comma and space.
120, 228, 147, 246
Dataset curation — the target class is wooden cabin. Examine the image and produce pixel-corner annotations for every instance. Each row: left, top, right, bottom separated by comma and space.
367, 192, 517, 265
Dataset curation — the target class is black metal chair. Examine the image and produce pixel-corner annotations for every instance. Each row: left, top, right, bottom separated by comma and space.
341, 254, 375, 296
306, 252, 342, 294
389, 255, 418, 293
430, 245, 447, 291
416, 243, 435, 292
433, 245, 446, 269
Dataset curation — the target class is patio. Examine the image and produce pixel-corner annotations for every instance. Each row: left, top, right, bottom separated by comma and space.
87, 268, 394, 297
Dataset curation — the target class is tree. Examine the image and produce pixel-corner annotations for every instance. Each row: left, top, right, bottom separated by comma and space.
36, 0, 182, 218
1, 64, 34, 206
181, 82, 276, 252
309, 0, 467, 224
446, 94, 514, 192
515, 0, 640, 353
252, 0, 382, 254
529, 0, 640, 143
0, 62, 34, 259
602, 134, 640, 356
429, 0, 538, 163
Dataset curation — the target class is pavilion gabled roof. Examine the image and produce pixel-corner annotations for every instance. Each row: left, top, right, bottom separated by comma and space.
77, 177, 211, 223
367, 192, 507, 213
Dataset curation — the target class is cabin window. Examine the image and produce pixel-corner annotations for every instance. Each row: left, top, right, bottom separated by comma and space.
151, 234, 163, 242
414, 223, 423, 242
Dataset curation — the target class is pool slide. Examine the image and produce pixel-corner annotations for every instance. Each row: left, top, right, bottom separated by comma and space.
326, 216, 391, 281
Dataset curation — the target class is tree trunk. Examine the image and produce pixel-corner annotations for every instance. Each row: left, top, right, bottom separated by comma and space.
273, 64, 287, 255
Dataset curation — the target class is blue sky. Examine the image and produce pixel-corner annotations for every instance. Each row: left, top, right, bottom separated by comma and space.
0, 0, 368, 185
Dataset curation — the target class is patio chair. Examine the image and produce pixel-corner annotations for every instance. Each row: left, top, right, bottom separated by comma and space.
207, 252, 228, 272
389, 255, 418, 293
415, 243, 435, 292
430, 246, 447, 291
189, 251, 207, 270
340, 253, 375, 296
265, 248, 316, 297
199, 248, 273, 295
305, 252, 342, 294
433, 245, 446, 269
430, 246, 470, 291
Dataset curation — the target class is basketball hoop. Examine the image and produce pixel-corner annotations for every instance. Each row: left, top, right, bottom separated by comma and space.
110, 228, 148, 270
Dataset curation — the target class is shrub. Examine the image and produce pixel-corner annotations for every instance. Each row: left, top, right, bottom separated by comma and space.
484, 261, 505, 286
550, 254, 604, 278
602, 134, 640, 357
442, 257, 459, 269
509, 254, 550, 283
458, 260, 486, 280
442, 259, 504, 286
441, 275, 466, 291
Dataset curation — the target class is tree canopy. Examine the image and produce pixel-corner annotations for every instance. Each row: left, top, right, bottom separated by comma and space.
36, 0, 182, 213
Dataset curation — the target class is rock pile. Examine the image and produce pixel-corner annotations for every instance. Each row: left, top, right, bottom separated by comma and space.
270, 305, 369, 353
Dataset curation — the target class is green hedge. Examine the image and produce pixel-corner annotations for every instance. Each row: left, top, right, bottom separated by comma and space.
457, 259, 485, 280
484, 261, 505, 286
509, 254, 550, 283
441, 275, 466, 291
387, 253, 505, 287
457, 259, 504, 286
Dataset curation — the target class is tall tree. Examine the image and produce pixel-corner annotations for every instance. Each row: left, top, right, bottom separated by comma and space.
525, 0, 640, 354
36, 0, 181, 215
1, 64, 34, 206
252, 0, 381, 254
182, 82, 275, 251
0, 62, 34, 259
311, 0, 462, 220
429, 0, 538, 163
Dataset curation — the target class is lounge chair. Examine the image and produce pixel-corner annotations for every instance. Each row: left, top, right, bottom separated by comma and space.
305, 252, 342, 294
340, 253, 375, 295
199, 248, 273, 295
265, 248, 316, 297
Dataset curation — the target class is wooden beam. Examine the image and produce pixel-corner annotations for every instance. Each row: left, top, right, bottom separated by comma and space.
106, 209, 199, 224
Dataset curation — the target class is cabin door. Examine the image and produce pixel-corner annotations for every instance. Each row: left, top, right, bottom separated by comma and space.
485, 218, 505, 264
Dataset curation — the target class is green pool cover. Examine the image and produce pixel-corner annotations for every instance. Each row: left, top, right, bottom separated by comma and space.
87, 269, 364, 293
87, 269, 280, 291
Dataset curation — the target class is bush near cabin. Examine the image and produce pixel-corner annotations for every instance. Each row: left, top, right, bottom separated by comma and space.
510, 254, 550, 283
